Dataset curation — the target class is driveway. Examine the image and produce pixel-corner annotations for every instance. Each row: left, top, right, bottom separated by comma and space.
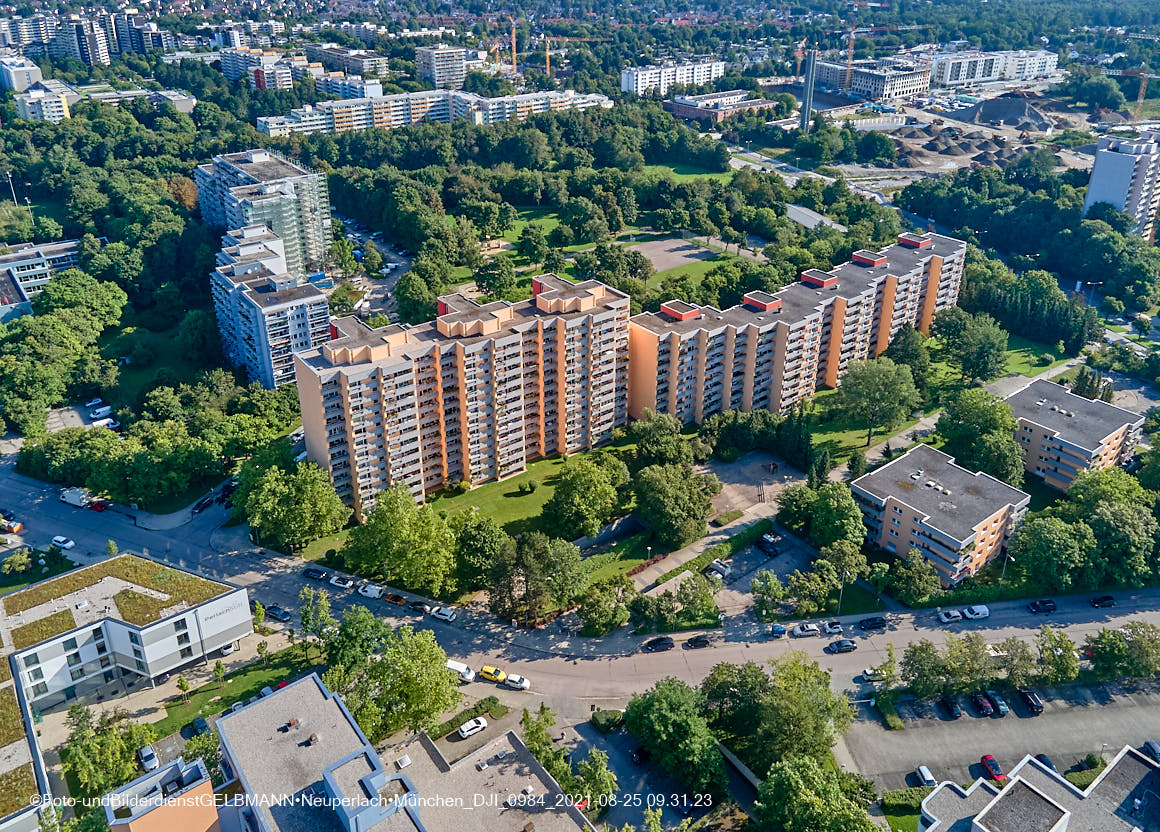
842, 683, 1160, 790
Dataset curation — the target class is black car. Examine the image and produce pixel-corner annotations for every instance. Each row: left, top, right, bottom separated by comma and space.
409, 600, 432, 614
685, 634, 713, 649
970, 692, 994, 717
1035, 754, 1058, 773
631, 747, 651, 765
266, 605, 292, 622
858, 616, 888, 631
757, 532, 782, 556
304, 567, 328, 581
643, 636, 675, 653
1028, 599, 1057, 615
940, 694, 963, 719
1018, 688, 1044, 715
826, 639, 858, 654
192, 495, 214, 514
1091, 595, 1116, 609
192, 716, 210, 736
0, 508, 14, 522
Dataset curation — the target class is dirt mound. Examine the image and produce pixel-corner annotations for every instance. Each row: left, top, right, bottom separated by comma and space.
959, 93, 1053, 131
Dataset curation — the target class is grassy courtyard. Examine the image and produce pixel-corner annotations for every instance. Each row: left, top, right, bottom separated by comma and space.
641, 163, 734, 183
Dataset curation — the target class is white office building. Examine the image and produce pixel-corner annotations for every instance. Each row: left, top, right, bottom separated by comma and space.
0, 56, 42, 91
620, 60, 726, 96
930, 49, 1059, 88
417, 44, 467, 89
816, 57, 930, 100
1083, 130, 1160, 242
211, 225, 331, 388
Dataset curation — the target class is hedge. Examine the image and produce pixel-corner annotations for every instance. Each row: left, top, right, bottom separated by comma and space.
875, 692, 905, 731
881, 786, 932, 814
590, 709, 624, 734
711, 510, 744, 527
430, 696, 508, 740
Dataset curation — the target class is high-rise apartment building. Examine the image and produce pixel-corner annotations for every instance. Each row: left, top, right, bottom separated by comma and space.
303, 43, 389, 76
1082, 130, 1160, 241
0, 55, 42, 91
295, 275, 630, 515
930, 49, 1058, 88
314, 71, 382, 99
195, 149, 330, 278
211, 225, 331, 389
220, 46, 288, 85
417, 44, 467, 89
620, 60, 726, 95
51, 18, 110, 66
628, 232, 965, 422
0, 14, 56, 49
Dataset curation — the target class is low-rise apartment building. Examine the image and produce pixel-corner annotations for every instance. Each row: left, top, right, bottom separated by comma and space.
851, 444, 1030, 584
256, 88, 613, 136
1005, 378, 1143, 491
295, 274, 630, 515
816, 57, 930, 99
0, 238, 80, 297
211, 225, 330, 389
628, 232, 965, 422
14, 87, 69, 122
620, 59, 726, 95
303, 43, 389, 76
103, 758, 218, 832
930, 48, 1058, 88
665, 89, 785, 123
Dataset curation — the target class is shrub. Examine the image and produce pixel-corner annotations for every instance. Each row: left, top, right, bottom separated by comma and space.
881, 786, 932, 814
875, 692, 905, 731
711, 510, 743, 527
590, 709, 624, 734
431, 696, 508, 740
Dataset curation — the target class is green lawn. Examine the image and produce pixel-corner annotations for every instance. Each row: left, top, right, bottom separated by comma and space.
824, 582, 883, 617
648, 253, 729, 289
1003, 334, 1069, 377
100, 315, 209, 406
0, 196, 68, 241
1023, 475, 1063, 513
641, 163, 733, 183
154, 646, 321, 738
0, 551, 77, 597
884, 810, 921, 832
585, 533, 651, 584
500, 206, 561, 244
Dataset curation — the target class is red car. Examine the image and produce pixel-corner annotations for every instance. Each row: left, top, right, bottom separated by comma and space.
87, 499, 108, 512
981, 755, 1006, 783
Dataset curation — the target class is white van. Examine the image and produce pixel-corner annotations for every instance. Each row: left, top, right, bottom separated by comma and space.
89, 405, 113, 419
293, 451, 309, 463
916, 766, 937, 787
445, 659, 474, 683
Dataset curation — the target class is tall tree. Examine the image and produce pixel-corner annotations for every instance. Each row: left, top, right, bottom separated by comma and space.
356, 626, 461, 740
834, 358, 920, 447
937, 389, 1024, 486
634, 463, 720, 549
882, 324, 931, 398
246, 463, 350, 552
543, 459, 619, 539
755, 756, 876, 832
625, 677, 727, 797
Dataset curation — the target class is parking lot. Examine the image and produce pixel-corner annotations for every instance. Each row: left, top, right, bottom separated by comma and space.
842, 683, 1160, 790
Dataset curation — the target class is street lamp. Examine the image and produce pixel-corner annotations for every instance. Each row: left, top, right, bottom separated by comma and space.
997, 553, 1014, 596
837, 569, 849, 616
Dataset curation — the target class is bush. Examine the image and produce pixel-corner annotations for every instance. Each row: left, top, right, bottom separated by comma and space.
431, 696, 508, 740
711, 510, 743, 527
881, 786, 932, 813
590, 709, 624, 734
875, 691, 905, 731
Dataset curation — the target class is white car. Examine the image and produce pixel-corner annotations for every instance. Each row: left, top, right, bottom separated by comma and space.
430, 606, 457, 622
357, 582, 384, 599
329, 575, 355, 590
503, 674, 531, 691
963, 605, 990, 620
83, 397, 103, 409
138, 745, 159, 772
51, 536, 76, 550
937, 609, 963, 624
791, 623, 821, 638
457, 717, 487, 738
863, 667, 886, 682
821, 620, 843, 635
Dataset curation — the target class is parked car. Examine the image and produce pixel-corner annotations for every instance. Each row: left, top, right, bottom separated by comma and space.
51, 536, 76, 550
791, 623, 821, 638
503, 674, 531, 691
985, 690, 1009, 716
937, 610, 963, 624
686, 634, 713, 649
826, 639, 858, 654
1028, 599, 1057, 615
329, 575, 355, 590
266, 605, 292, 622
769, 624, 788, 639
192, 496, 214, 514
479, 666, 507, 683
357, 582, 384, 599
963, 605, 990, 620
1143, 741, 1160, 764
409, 600, 432, 614
981, 755, 1006, 783
916, 766, 937, 787
704, 558, 732, 580
138, 745, 159, 772
940, 694, 963, 719
0, 508, 14, 522
87, 499, 108, 512
384, 593, 407, 606
304, 567, 328, 581
970, 692, 994, 717
192, 717, 210, 736
1017, 688, 1044, 715
757, 532, 781, 556
821, 620, 844, 635
1091, 595, 1116, 609
83, 397, 104, 409
858, 616, 888, 631
642, 636, 675, 653
863, 667, 886, 682
457, 717, 487, 739
430, 606, 456, 622
1035, 754, 1058, 772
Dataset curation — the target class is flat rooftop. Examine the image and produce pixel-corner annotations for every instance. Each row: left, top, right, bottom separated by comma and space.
851, 444, 1029, 543
244, 281, 326, 309
631, 232, 964, 336
0, 239, 79, 265
1005, 378, 1143, 452
974, 780, 1063, 832
214, 150, 315, 183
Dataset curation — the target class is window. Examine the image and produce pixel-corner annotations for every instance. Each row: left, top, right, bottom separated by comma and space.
23, 654, 38, 669
69, 668, 84, 682
890, 518, 900, 526
31, 683, 47, 698
103, 670, 115, 683
66, 653, 81, 667
129, 633, 140, 646
174, 619, 188, 633
28, 668, 43, 682
177, 633, 190, 647
96, 642, 107, 655
179, 647, 193, 660
62, 638, 77, 651
91, 628, 102, 639
135, 660, 146, 673
99, 656, 111, 669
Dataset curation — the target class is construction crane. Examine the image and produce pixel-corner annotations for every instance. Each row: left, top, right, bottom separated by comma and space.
1104, 67, 1160, 120
845, 19, 857, 92
511, 17, 517, 74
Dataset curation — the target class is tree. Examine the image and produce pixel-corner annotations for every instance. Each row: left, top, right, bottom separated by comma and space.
818, 538, 870, 584
937, 389, 1024, 486
357, 626, 461, 739
105, 539, 119, 558
808, 483, 866, 549
577, 575, 637, 636
943, 312, 1008, 382
901, 639, 946, 699
847, 448, 868, 479
576, 748, 618, 809
61, 706, 155, 796
1085, 629, 1131, 681
994, 636, 1036, 689
1133, 314, 1153, 337
297, 586, 336, 658
1121, 620, 1160, 679
522, 703, 575, 791
1036, 626, 1079, 685
630, 410, 693, 468
633, 464, 719, 550
1007, 517, 1094, 593
676, 573, 720, 622
517, 223, 550, 264
1086, 501, 1158, 588
1, 548, 31, 574
488, 532, 586, 621
362, 243, 384, 277
882, 324, 931, 397
252, 601, 266, 632
755, 756, 876, 832
751, 569, 785, 619
890, 550, 942, 606
787, 561, 841, 616
624, 677, 727, 797
213, 660, 226, 689
323, 605, 389, 674
943, 633, 992, 692
473, 256, 516, 297
543, 459, 619, 539
873, 642, 899, 690
176, 675, 190, 704
834, 358, 919, 447
246, 464, 351, 552
452, 512, 512, 590
762, 652, 855, 762
184, 730, 224, 785
341, 486, 457, 596
256, 640, 269, 667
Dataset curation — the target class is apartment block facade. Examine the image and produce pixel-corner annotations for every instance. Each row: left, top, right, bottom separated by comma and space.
1082, 130, 1160, 241
1005, 378, 1143, 491
295, 275, 630, 515
314, 71, 382, 99
620, 60, 726, 95
195, 149, 330, 278
0, 56, 41, 91
816, 57, 930, 99
851, 444, 1030, 585
303, 43, 389, 76
257, 88, 613, 136
930, 49, 1058, 88
417, 44, 467, 89
14, 87, 69, 121
220, 46, 290, 86
0, 239, 80, 296
629, 232, 965, 422
51, 18, 110, 66
211, 225, 331, 389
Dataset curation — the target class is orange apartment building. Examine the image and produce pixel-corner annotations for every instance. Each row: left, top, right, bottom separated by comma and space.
1005, 378, 1144, 491
628, 232, 966, 422
103, 757, 219, 832
851, 444, 1030, 585
294, 275, 630, 516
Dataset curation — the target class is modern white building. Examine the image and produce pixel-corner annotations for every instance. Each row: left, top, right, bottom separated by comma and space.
14, 87, 69, 122
816, 57, 930, 100
930, 49, 1059, 88
0, 239, 80, 296
620, 59, 726, 95
0, 56, 42, 91
3, 554, 252, 710
1083, 130, 1160, 241
195, 149, 330, 278
211, 225, 331, 388
257, 88, 613, 136
417, 44, 467, 89
315, 71, 382, 99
